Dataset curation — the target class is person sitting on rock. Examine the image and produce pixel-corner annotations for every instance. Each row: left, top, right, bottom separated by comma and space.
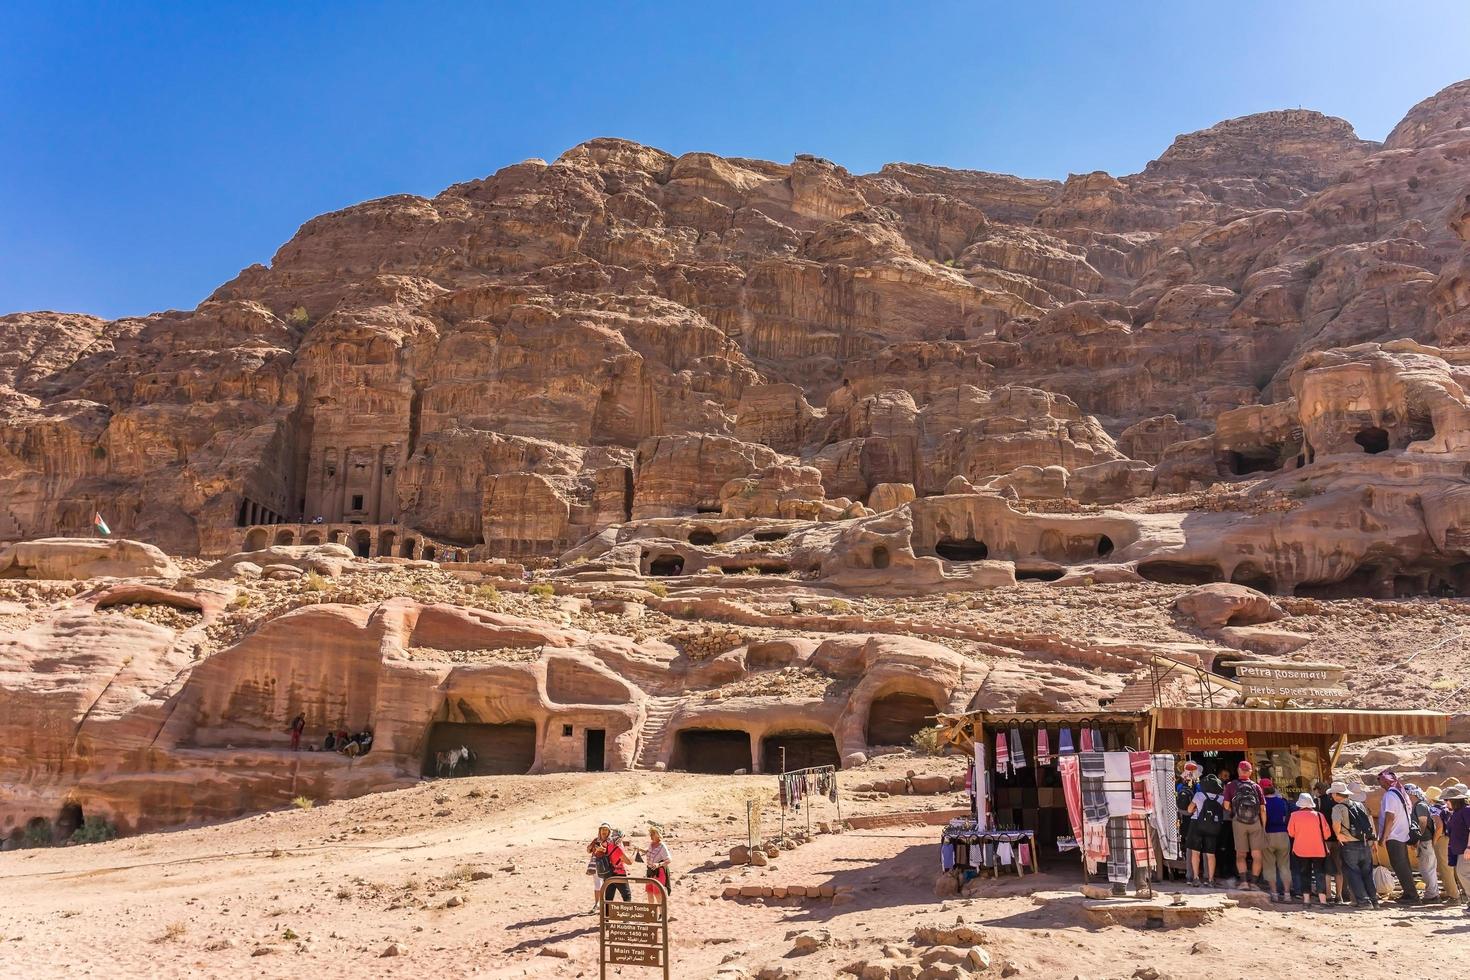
355, 729, 373, 756
323, 731, 337, 752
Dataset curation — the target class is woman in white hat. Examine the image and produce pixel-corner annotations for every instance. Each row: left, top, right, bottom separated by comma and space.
1287, 792, 1332, 905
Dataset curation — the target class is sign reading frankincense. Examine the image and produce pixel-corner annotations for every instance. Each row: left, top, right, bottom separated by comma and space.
600, 878, 669, 980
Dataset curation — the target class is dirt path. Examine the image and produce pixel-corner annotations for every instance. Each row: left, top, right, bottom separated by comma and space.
1, 769, 1466, 979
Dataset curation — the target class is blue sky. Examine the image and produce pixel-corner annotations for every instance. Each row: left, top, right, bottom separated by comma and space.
3, 1, 1467, 319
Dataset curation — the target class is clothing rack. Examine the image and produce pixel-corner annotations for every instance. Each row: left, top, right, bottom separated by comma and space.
776, 764, 840, 838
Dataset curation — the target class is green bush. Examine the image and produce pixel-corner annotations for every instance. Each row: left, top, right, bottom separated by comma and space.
69, 815, 118, 845
22, 818, 52, 848
291, 796, 315, 810
910, 726, 945, 756
288, 306, 310, 327
528, 583, 555, 599
646, 582, 668, 598
473, 584, 500, 603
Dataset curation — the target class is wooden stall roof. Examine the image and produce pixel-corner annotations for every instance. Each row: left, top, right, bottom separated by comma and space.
1151, 707, 1448, 739
938, 710, 1148, 750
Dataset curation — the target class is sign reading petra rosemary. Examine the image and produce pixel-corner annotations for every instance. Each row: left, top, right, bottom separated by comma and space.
599, 877, 669, 979
1234, 660, 1348, 701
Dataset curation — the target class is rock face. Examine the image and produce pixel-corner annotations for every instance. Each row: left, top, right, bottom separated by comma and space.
8, 78, 1470, 571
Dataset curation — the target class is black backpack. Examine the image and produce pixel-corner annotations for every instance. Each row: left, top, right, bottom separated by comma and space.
1197, 793, 1226, 828
1344, 800, 1376, 843
1232, 781, 1262, 824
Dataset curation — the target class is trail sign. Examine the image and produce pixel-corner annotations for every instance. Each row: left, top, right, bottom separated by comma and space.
599, 876, 669, 979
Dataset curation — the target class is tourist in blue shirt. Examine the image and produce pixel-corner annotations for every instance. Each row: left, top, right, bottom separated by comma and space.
1260, 778, 1293, 901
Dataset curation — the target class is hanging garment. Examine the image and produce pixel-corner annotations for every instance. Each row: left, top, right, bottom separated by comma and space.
1106, 817, 1132, 884
1129, 751, 1153, 815
1127, 813, 1155, 873
780, 777, 789, 810
1081, 728, 1093, 752
1059, 727, 1075, 755
973, 742, 989, 828
1058, 755, 1084, 841
1019, 841, 1031, 868
1094, 728, 1106, 751
941, 841, 956, 871
1150, 753, 1180, 860
1103, 752, 1134, 818
1036, 728, 1051, 767
997, 840, 1014, 866
995, 731, 1010, 777
1080, 751, 1108, 823
1009, 728, 1027, 770
1084, 819, 1110, 873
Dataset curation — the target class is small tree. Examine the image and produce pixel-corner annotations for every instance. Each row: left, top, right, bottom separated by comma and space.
288, 306, 310, 327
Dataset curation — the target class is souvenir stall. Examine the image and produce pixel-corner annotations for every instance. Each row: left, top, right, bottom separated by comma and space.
775, 764, 840, 837
939, 710, 1181, 895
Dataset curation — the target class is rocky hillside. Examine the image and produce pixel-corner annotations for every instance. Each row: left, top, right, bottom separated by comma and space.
4, 80, 1470, 560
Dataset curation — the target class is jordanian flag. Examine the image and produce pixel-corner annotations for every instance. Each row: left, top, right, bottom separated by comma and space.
93, 512, 111, 536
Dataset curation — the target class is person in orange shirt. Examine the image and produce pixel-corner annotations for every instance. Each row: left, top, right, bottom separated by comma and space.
1287, 792, 1332, 905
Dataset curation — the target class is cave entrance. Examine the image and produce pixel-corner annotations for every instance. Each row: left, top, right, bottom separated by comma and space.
56, 802, 83, 841
400, 537, 417, 558
648, 555, 685, 576
871, 545, 891, 569
1097, 535, 1114, 557
1137, 560, 1223, 585
672, 729, 751, 774
353, 530, 372, 558
421, 721, 536, 777
761, 731, 840, 773
865, 692, 937, 747
1015, 568, 1064, 582
303, 530, 323, 545
243, 528, 269, 551
423, 545, 437, 561
934, 538, 988, 561
1224, 446, 1284, 475
274, 529, 295, 546
753, 530, 789, 542
1230, 562, 1276, 594
1355, 427, 1390, 454
378, 530, 396, 556
688, 528, 717, 546
1293, 565, 1384, 599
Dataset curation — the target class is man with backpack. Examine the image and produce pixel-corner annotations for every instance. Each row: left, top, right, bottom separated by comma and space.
1330, 780, 1380, 909
1377, 769, 1419, 905
1408, 784, 1441, 901
1186, 774, 1227, 886
1224, 760, 1267, 889
1427, 785, 1461, 904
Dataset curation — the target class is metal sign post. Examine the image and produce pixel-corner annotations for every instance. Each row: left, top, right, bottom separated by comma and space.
599, 876, 669, 980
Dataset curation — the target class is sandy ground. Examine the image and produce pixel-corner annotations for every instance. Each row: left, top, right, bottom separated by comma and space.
2, 758, 1466, 980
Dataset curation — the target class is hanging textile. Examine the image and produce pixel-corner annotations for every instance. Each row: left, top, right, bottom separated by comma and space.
1106, 817, 1132, 883
1127, 814, 1155, 873
1058, 755, 1084, 841
1094, 728, 1106, 751
1058, 727, 1074, 755
1036, 728, 1051, 767
1150, 753, 1180, 860
973, 741, 989, 829
1079, 751, 1108, 823
1103, 752, 1133, 818
1129, 751, 1153, 815
995, 730, 1009, 777
1080, 728, 1093, 752
1009, 728, 1027, 770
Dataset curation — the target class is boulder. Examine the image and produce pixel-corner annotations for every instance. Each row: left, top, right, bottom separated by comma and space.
1173, 583, 1285, 629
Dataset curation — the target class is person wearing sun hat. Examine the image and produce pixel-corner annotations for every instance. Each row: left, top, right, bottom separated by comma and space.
1425, 785, 1460, 904
1287, 791, 1332, 904
1438, 783, 1470, 914
1330, 780, 1379, 909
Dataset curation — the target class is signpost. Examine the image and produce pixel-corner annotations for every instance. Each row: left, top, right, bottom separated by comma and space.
599, 876, 669, 979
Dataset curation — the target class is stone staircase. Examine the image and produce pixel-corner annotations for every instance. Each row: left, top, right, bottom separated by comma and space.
633, 696, 682, 770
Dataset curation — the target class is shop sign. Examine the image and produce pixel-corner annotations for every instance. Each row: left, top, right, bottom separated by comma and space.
1234, 661, 1347, 700
1183, 729, 1247, 750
